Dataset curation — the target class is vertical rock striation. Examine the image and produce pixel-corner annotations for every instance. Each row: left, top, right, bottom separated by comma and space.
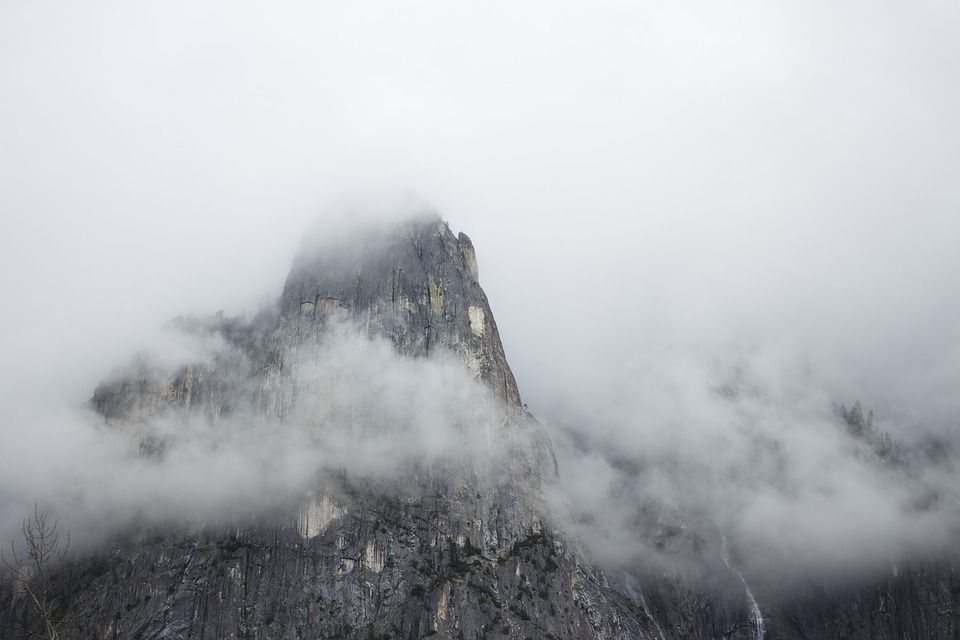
278, 215, 522, 410
2, 213, 958, 639
6, 213, 648, 640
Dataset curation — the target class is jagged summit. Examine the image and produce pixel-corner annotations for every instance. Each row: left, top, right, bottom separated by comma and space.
279, 216, 522, 408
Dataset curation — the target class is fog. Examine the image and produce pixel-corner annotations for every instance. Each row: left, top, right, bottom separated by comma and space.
3, 0, 960, 581
0, 318, 520, 551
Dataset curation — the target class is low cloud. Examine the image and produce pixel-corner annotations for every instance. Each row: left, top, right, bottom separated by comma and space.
3, 0, 960, 592
542, 344, 959, 584
0, 317, 521, 552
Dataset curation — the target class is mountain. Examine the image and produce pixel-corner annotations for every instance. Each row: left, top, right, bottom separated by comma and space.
2, 214, 958, 639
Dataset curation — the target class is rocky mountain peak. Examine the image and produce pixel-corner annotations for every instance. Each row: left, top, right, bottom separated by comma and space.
9, 213, 956, 640
279, 215, 522, 408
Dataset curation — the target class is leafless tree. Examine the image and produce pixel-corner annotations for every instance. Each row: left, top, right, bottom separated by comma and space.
1, 505, 72, 640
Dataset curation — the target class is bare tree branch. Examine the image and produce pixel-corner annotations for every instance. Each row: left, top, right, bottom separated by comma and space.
1, 505, 72, 640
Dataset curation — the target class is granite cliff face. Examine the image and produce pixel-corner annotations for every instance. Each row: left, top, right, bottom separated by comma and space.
2, 215, 649, 639
2, 214, 958, 639
279, 218, 521, 410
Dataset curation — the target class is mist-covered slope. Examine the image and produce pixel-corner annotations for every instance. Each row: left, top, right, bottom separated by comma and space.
1, 216, 649, 639
1, 215, 958, 640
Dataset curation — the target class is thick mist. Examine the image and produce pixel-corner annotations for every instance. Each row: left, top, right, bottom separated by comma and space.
542, 348, 959, 583
3, 0, 960, 585
0, 318, 518, 551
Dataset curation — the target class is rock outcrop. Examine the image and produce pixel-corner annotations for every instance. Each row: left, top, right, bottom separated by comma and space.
1, 213, 957, 639
1, 214, 650, 639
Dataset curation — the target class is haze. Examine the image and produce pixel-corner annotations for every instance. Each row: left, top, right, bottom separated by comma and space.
2, 0, 959, 580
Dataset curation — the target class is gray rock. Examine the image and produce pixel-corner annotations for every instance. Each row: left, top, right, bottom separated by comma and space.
3, 214, 957, 639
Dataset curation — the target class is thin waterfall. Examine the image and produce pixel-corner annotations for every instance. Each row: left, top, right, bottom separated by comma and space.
721, 535, 765, 640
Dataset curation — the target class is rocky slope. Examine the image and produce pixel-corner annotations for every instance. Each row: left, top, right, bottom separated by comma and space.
2, 214, 958, 639
2, 215, 652, 639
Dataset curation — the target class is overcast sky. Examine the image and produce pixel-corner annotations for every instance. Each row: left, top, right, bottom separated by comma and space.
2, 2, 960, 566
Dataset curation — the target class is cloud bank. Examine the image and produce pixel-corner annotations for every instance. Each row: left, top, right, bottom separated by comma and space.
0, 319, 518, 551
3, 0, 959, 584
